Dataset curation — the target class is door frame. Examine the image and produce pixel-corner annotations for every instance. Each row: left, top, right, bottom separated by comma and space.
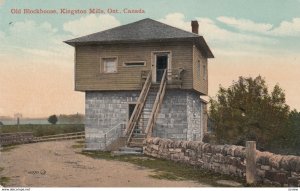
127, 102, 137, 123
151, 51, 172, 83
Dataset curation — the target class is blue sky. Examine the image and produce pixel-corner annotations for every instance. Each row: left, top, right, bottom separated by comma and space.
0, 0, 300, 117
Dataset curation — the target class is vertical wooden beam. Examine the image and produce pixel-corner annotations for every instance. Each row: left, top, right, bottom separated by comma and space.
246, 141, 256, 184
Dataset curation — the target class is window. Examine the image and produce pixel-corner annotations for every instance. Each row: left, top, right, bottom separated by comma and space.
102, 58, 117, 73
203, 64, 207, 80
123, 61, 146, 67
197, 60, 201, 80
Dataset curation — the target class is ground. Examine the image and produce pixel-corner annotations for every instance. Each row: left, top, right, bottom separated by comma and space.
0, 140, 209, 187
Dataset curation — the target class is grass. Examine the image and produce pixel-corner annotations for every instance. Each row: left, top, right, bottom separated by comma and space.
0, 124, 84, 137
81, 151, 246, 187
0, 167, 10, 186
0, 177, 10, 186
149, 171, 184, 180
71, 140, 85, 149
0, 145, 18, 152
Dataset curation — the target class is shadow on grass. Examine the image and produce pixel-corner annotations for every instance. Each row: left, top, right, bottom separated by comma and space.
0, 167, 10, 186
0, 145, 18, 152
71, 140, 85, 149
80, 151, 246, 187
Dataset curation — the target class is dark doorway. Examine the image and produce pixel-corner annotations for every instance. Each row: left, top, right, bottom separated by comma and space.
156, 54, 168, 82
128, 104, 136, 120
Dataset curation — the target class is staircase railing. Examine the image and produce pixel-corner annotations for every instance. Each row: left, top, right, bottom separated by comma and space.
103, 122, 126, 149
145, 69, 167, 138
125, 71, 152, 145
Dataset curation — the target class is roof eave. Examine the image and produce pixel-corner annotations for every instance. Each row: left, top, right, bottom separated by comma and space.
196, 37, 214, 58
64, 40, 76, 47
64, 37, 197, 46
64, 37, 214, 58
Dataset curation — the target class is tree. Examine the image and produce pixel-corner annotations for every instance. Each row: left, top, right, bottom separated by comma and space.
48, 115, 58, 125
209, 76, 290, 150
286, 109, 300, 151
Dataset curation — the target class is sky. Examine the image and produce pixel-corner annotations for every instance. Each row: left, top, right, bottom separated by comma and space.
0, 0, 300, 118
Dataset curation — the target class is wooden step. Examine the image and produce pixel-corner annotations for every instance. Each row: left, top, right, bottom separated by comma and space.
133, 135, 146, 139
131, 137, 145, 142
111, 150, 142, 156
128, 142, 143, 148
119, 146, 143, 152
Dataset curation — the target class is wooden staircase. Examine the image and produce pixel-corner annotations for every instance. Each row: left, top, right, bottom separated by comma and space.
124, 69, 167, 149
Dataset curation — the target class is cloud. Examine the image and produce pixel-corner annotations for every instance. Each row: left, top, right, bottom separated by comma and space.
217, 16, 300, 37
0, 0, 4, 6
0, 31, 4, 38
0, 20, 74, 62
271, 18, 300, 36
159, 13, 191, 32
5, 20, 61, 49
159, 13, 277, 56
217, 16, 273, 33
63, 14, 121, 37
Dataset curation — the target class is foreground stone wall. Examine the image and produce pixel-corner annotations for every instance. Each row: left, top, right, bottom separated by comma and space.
256, 150, 300, 186
143, 137, 300, 186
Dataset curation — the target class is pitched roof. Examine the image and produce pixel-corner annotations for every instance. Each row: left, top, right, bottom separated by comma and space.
64, 18, 214, 58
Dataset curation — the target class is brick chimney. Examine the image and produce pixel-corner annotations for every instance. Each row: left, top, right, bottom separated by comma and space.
191, 20, 199, 34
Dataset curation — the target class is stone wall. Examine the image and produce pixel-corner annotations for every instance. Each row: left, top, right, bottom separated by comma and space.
256, 150, 300, 186
153, 90, 188, 140
153, 90, 205, 141
85, 90, 206, 150
186, 92, 203, 141
85, 91, 139, 150
143, 137, 300, 187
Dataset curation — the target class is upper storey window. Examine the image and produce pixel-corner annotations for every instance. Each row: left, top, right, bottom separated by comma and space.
197, 60, 201, 80
102, 58, 117, 73
123, 61, 146, 67
203, 64, 207, 80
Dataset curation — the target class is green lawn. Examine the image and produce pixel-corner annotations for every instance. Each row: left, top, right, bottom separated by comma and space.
0, 124, 84, 137
81, 151, 248, 187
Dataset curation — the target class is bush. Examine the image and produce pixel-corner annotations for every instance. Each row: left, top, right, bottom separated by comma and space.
48, 115, 58, 125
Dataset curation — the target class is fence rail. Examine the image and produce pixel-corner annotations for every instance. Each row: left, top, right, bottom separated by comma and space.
0, 131, 85, 146
33, 131, 85, 142
0, 132, 34, 146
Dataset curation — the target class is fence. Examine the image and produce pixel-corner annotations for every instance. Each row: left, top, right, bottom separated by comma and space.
33, 131, 85, 142
143, 137, 300, 187
0, 132, 34, 146
104, 123, 126, 150
0, 131, 85, 146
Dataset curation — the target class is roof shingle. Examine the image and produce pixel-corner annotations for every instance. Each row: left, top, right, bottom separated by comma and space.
64, 18, 214, 58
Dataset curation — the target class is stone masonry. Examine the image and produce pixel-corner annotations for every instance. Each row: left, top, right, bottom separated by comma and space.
85, 90, 206, 150
154, 90, 205, 141
143, 137, 300, 187
85, 91, 139, 150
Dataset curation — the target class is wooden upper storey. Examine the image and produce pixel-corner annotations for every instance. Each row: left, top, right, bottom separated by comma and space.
65, 18, 214, 95
74, 41, 209, 95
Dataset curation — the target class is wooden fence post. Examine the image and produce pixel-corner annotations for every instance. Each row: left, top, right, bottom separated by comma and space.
104, 134, 107, 150
246, 141, 256, 184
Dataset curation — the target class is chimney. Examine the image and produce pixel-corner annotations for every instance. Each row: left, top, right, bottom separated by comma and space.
191, 20, 199, 34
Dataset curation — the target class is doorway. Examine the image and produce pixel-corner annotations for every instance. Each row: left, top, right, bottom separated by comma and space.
128, 104, 136, 120
152, 52, 170, 83
156, 55, 168, 82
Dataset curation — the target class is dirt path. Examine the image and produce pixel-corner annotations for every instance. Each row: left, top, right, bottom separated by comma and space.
0, 140, 209, 187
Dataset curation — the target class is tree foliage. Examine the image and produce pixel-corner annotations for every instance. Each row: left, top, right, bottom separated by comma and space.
209, 76, 290, 150
286, 110, 300, 150
48, 115, 58, 125
58, 113, 84, 124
